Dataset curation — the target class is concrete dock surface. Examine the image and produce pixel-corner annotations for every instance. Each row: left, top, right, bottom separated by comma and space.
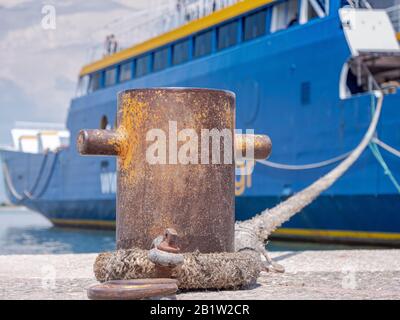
0, 249, 399, 300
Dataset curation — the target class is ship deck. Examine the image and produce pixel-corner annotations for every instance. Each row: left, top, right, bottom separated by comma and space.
1, 249, 399, 299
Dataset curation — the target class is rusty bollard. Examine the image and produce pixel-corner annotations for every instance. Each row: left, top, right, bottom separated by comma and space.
77, 88, 271, 253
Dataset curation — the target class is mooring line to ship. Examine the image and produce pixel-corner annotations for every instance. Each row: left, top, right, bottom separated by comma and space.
256, 139, 400, 172
236, 91, 385, 248
373, 138, 400, 158
257, 138, 400, 171
2, 151, 59, 202
2, 162, 25, 201
368, 94, 400, 193
23, 151, 49, 198
26, 152, 60, 199
256, 152, 351, 170
369, 141, 400, 193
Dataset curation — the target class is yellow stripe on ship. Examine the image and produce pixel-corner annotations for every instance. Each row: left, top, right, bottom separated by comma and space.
80, 0, 275, 76
50, 218, 115, 229
273, 228, 400, 241
397, 32, 400, 41
50, 220, 400, 242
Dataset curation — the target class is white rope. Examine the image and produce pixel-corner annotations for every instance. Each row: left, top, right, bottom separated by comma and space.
1, 152, 59, 202
2, 163, 24, 201
256, 152, 351, 170
372, 137, 400, 158
237, 91, 385, 241
256, 137, 399, 173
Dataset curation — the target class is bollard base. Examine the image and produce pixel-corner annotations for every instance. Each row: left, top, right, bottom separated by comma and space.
94, 248, 262, 290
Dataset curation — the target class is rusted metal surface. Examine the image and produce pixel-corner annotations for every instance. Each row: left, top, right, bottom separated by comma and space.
87, 279, 178, 300
235, 134, 272, 160
155, 228, 180, 253
77, 129, 122, 156
77, 88, 271, 253
148, 228, 184, 278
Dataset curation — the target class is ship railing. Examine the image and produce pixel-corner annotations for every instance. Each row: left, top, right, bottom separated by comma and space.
86, 0, 241, 63
387, 4, 400, 33
346, 0, 372, 9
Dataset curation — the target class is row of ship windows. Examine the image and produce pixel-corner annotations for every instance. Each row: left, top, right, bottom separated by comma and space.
79, 0, 317, 95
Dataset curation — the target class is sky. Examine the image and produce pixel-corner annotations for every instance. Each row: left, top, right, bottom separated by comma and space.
0, 0, 162, 201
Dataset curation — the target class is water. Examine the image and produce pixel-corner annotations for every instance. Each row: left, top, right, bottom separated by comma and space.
0, 207, 377, 255
0, 207, 115, 255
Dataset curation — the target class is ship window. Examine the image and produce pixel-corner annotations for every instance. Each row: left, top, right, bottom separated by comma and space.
101, 160, 109, 169
194, 30, 213, 57
153, 47, 169, 71
76, 75, 89, 97
271, 0, 299, 33
88, 72, 102, 93
119, 61, 132, 82
136, 55, 150, 77
105, 68, 116, 87
244, 10, 267, 41
173, 39, 190, 65
218, 21, 238, 50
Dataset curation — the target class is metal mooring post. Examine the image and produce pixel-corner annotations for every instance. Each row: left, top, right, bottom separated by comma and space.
77, 88, 271, 253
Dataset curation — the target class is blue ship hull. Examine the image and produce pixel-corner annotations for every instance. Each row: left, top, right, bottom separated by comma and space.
1, 3, 400, 244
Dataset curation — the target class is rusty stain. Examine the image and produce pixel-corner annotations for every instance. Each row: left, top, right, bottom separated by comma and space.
155, 228, 180, 253
114, 94, 148, 183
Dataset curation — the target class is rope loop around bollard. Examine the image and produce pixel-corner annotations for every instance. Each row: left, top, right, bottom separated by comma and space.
94, 248, 262, 290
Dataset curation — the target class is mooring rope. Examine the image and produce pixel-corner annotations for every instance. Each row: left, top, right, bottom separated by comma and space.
2, 151, 59, 202
369, 141, 400, 193
255, 95, 400, 192
25, 152, 59, 199
256, 152, 351, 170
373, 138, 400, 158
2, 162, 25, 201
236, 91, 385, 242
368, 95, 400, 193
24, 151, 49, 198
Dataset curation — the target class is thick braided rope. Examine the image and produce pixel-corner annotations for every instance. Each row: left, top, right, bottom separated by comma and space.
237, 92, 384, 242
94, 248, 262, 290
